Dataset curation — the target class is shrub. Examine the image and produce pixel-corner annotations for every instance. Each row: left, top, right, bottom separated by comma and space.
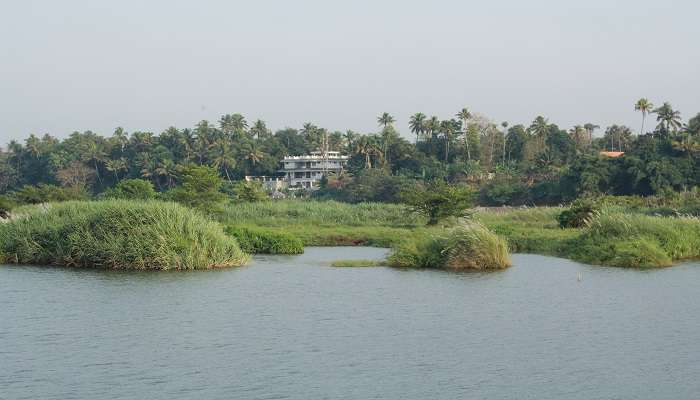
400, 181, 474, 225
0, 200, 248, 269
102, 179, 156, 200
231, 181, 269, 202
388, 222, 511, 270
565, 211, 700, 268
10, 184, 89, 205
558, 199, 600, 228
225, 226, 304, 254
168, 165, 227, 212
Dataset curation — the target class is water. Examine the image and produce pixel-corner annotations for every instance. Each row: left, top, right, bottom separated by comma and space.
2, 248, 700, 400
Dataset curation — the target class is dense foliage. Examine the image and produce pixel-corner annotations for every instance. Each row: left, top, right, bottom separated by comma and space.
0, 201, 248, 269
1, 100, 699, 209
388, 222, 511, 270
225, 226, 304, 254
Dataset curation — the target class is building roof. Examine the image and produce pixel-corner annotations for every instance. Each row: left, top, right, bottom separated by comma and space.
599, 151, 625, 158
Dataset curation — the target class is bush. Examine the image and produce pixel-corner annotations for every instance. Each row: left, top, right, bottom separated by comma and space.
0, 200, 248, 269
565, 211, 700, 268
400, 181, 474, 225
557, 199, 600, 228
230, 181, 269, 202
168, 165, 227, 212
10, 184, 89, 205
225, 226, 304, 254
388, 222, 511, 270
102, 179, 156, 200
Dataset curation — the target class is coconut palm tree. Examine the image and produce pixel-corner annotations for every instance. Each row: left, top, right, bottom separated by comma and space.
250, 119, 271, 140
634, 98, 654, 135
377, 112, 395, 129
105, 158, 127, 182
409, 113, 426, 143
440, 119, 459, 162
583, 123, 599, 143
353, 136, 381, 169
154, 158, 178, 189
456, 108, 472, 160
219, 113, 248, 138
209, 140, 237, 181
569, 125, 588, 152
81, 140, 106, 185
529, 116, 550, 149
112, 127, 129, 153
653, 102, 682, 135
501, 121, 508, 164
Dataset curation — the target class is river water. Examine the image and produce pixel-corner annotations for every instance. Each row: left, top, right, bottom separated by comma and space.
2, 247, 699, 399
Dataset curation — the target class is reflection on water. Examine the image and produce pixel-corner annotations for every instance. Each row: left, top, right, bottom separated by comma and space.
2, 248, 699, 400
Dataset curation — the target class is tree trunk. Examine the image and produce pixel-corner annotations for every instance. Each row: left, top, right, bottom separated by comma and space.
94, 159, 102, 185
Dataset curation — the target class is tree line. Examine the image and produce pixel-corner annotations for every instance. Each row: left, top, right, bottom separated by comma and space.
1, 99, 699, 207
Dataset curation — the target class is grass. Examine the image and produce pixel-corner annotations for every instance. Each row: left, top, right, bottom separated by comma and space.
564, 211, 700, 268
330, 259, 383, 267
0, 200, 248, 270
225, 226, 304, 254
388, 222, 511, 270
476, 207, 578, 255
220, 200, 428, 247
221, 200, 425, 227
477, 206, 700, 268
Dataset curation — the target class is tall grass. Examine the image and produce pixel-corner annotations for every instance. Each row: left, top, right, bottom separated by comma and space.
389, 222, 511, 270
220, 200, 425, 227
568, 211, 700, 268
0, 200, 248, 269
225, 226, 304, 254
476, 207, 577, 255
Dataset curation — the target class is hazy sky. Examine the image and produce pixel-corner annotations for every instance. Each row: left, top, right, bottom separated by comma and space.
1, 0, 699, 143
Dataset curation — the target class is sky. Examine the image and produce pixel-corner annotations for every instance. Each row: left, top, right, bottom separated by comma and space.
1, 0, 699, 144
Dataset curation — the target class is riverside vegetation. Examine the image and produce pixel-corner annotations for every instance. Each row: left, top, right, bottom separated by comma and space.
0, 200, 247, 270
3, 100, 700, 270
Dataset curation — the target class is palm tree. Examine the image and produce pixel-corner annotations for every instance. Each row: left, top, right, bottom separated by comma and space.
154, 159, 178, 189
456, 108, 472, 160
112, 127, 129, 153
7, 140, 23, 171
583, 123, 599, 143
343, 130, 358, 154
409, 113, 426, 143
569, 125, 588, 152
250, 119, 271, 140
529, 116, 550, 149
219, 113, 248, 138
377, 112, 395, 129
353, 136, 378, 169
209, 140, 236, 181
653, 102, 682, 135
501, 121, 508, 164
438, 120, 458, 162
105, 158, 127, 182
634, 98, 654, 135
81, 140, 106, 185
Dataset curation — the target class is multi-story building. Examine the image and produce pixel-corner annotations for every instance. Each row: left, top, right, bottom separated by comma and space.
280, 151, 349, 189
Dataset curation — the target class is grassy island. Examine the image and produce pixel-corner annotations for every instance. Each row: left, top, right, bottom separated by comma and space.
0, 200, 248, 270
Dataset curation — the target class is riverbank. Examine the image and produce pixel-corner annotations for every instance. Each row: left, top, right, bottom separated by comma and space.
3, 199, 698, 269
223, 200, 700, 269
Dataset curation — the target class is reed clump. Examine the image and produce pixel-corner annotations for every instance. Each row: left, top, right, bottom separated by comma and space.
0, 200, 248, 269
566, 211, 700, 268
388, 222, 511, 270
225, 226, 304, 254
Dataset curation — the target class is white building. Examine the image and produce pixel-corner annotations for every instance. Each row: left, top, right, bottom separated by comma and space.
280, 151, 349, 189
